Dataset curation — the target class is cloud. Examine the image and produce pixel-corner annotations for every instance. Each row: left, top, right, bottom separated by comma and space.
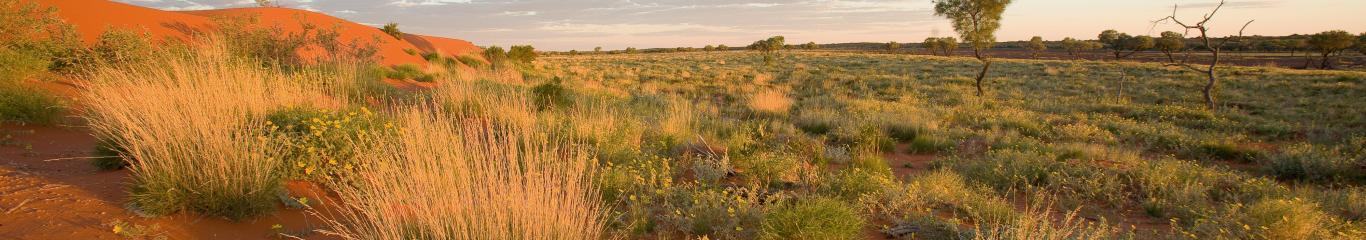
389, 0, 471, 7
539, 22, 740, 35
809, 0, 928, 13
498, 11, 539, 16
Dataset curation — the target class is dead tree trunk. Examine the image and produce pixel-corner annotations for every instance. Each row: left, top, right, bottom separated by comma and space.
1155, 0, 1252, 111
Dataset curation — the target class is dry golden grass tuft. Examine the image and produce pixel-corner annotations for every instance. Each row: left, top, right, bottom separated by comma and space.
748, 89, 792, 116
316, 104, 605, 239
81, 39, 344, 219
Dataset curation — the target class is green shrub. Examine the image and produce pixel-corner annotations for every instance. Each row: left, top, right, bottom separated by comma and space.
531, 79, 572, 110
0, 84, 64, 125
819, 167, 892, 202
0, 48, 49, 83
508, 45, 537, 64
1263, 143, 1362, 182
456, 54, 485, 69
384, 64, 424, 80
761, 196, 864, 240
91, 27, 153, 66
380, 23, 402, 40
262, 107, 391, 180
1242, 199, 1329, 240
908, 133, 953, 154
1198, 141, 1265, 162
794, 109, 839, 135
661, 187, 766, 239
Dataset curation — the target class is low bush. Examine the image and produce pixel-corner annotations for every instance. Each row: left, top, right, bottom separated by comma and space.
0, 84, 64, 125
1263, 143, 1362, 182
262, 107, 391, 180
761, 196, 864, 239
455, 54, 485, 69
661, 187, 766, 239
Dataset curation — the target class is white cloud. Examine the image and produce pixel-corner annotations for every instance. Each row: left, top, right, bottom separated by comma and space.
539, 22, 740, 35
810, 0, 927, 13
336, 10, 359, 14
389, 0, 471, 7
498, 11, 539, 16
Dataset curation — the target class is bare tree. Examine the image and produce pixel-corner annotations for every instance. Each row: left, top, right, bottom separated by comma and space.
1154, 0, 1253, 110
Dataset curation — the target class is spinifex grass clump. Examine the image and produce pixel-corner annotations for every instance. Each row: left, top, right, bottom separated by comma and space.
82, 40, 343, 220
318, 105, 604, 239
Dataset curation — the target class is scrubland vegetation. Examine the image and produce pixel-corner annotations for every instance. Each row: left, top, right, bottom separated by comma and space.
5, 0, 1366, 239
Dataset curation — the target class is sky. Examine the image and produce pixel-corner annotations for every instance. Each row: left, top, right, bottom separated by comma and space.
117, 0, 1366, 51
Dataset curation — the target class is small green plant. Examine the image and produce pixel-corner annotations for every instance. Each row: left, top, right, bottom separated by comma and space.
262, 107, 391, 180
761, 196, 864, 240
0, 84, 64, 125
455, 54, 485, 69
379, 23, 402, 40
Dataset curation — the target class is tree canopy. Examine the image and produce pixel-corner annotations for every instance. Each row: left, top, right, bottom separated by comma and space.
933, 0, 1012, 57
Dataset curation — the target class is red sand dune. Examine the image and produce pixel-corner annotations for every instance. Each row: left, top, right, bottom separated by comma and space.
29, 0, 481, 66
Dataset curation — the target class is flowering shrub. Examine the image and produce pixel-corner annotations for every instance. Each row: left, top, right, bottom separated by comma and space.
262, 107, 393, 180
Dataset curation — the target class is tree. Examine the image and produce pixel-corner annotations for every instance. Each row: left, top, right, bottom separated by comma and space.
1155, 31, 1186, 63
933, 0, 1012, 96
1154, 0, 1253, 110
749, 36, 785, 64
804, 41, 819, 50
940, 37, 959, 56
568, 50, 578, 56
625, 47, 637, 54
379, 23, 402, 40
1101, 31, 1153, 59
1060, 37, 1083, 58
717, 44, 729, 51
886, 41, 902, 53
254, 0, 275, 7
1098, 30, 1121, 48
1306, 30, 1355, 69
1026, 36, 1045, 59
594, 46, 602, 54
1357, 33, 1366, 56
923, 37, 942, 55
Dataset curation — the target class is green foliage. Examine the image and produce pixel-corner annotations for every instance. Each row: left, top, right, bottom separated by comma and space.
660, 187, 767, 239
886, 41, 901, 53
483, 45, 508, 68
531, 79, 572, 110
0, 83, 64, 125
1263, 142, 1363, 183
1026, 36, 1045, 57
761, 197, 864, 240
382, 64, 434, 82
262, 107, 392, 180
933, 0, 1012, 51
455, 54, 485, 69
92, 27, 153, 66
379, 23, 402, 40
748, 36, 785, 64
1156, 31, 1187, 58
508, 45, 537, 64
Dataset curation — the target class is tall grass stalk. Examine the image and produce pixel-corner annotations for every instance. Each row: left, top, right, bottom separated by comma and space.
317, 105, 605, 239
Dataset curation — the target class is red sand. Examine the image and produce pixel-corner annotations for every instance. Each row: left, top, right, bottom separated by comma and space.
29, 0, 481, 66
